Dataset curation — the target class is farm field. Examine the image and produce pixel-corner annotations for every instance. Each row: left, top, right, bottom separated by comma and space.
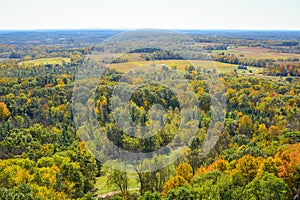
18, 57, 71, 67
108, 59, 263, 74
212, 46, 300, 60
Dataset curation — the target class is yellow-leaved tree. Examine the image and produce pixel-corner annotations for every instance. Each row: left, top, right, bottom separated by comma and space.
176, 163, 193, 182
162, 175, 188, 197
0, 102, 10, 121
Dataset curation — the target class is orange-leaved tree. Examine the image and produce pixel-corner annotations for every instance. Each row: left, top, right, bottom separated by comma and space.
275, 143, 300, 194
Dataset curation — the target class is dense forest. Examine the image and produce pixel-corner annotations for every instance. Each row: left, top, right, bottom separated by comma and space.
0, 30, 300, 199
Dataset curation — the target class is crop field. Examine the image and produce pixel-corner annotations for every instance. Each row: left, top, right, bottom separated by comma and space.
108, 59, 262, 74
108, 60, 236, 71
212, 47, 300, 60
88, 53, 146, 63
18, 57, 71, 67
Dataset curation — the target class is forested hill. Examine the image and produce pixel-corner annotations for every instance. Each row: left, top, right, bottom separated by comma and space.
0, 30, 121, 46
0, 30, 299, 199
1, 30, 300, 46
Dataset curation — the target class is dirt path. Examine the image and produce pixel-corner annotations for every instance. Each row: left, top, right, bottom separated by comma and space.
96, 188, 140, 199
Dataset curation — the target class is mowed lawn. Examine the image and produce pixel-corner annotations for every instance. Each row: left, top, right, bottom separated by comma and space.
18, 57, 71, 67
95, 173, 140, 196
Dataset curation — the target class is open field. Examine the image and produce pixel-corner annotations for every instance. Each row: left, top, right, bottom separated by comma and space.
108, 59, 263, 74
95, 173, 140, 196
212, 47, 300, 60
199, 42, 224, 46
108, 60, 237, 72
88, 53, 145, 63
18, 57, 71, 66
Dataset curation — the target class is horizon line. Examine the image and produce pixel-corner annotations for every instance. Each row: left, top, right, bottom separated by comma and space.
1, 28, 300, 32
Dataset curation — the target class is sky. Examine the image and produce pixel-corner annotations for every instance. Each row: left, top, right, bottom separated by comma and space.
0, 0, 299, 30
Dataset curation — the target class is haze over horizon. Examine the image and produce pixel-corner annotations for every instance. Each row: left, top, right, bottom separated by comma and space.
0, 0, 299, 31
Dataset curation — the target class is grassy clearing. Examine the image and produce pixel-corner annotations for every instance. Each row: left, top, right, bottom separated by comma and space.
88, 53, 144, 63
108, 61, 152, 72
108, 59, 266, 76
109, 60, 237, 73
18, 57, 70, 67
246, 66, 264, 73
211, 50, 229, 53
95, 173, 140, 196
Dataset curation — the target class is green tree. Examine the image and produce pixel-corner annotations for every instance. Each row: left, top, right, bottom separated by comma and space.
138, 191, 161, 200
165, 186, 198, 200
102, 165, 129, 197
243, 173, 288, 200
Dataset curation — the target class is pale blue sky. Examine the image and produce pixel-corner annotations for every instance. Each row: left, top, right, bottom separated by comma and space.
0, 0, 299, 30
